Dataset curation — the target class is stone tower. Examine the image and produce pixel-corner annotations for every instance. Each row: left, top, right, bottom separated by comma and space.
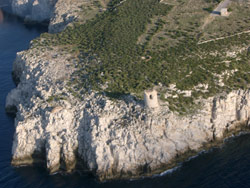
220, 8, 229, 17
144, 89, 159, 108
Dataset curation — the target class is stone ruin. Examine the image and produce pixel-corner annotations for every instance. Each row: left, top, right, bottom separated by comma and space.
220, 8, 229, 17
144, 89, 159, 108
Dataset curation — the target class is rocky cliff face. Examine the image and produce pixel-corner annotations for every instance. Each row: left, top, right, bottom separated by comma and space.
6, 44, 250, 180
11, 0, 108, 33
7, 0, 250, 182
48, 0, 86, 33
11, 0, 57, 22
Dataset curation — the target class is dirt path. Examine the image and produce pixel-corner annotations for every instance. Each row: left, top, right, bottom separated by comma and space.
198, 30, 250, 45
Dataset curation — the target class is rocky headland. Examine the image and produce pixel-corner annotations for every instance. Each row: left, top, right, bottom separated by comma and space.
11, 0, 107, 33
6, 0, 250, 181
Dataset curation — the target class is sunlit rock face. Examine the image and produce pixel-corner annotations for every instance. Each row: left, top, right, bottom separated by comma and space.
6, 47, 250, 181
48, 0, 86, 33
11, 0, 57, 22
7, 0, 250, 182
10, 0, 96, 33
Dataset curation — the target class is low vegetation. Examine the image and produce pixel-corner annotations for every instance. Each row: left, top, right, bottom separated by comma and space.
32, 0, 250, 114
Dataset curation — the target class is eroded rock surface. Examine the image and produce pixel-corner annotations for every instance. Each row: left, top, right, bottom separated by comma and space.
6, 45, 250, 180
11, 0, 109, 33
48, 0, 85, 33
49, 0, 109, 33
7, 0, 250, 181
11, 0, 57, 22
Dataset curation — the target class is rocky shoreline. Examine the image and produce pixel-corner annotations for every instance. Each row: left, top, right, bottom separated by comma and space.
6, 0, 250, 181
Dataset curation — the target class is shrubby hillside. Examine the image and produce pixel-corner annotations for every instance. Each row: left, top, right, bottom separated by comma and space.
31, 0, 250, 114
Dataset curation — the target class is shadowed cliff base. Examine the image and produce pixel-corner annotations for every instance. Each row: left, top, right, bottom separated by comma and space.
10, 119, 250, 182
5, 0, 250, 183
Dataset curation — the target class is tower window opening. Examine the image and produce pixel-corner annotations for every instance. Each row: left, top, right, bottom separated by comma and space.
150, 95, 153, 99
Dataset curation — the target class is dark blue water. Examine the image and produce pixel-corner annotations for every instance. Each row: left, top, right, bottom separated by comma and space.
1, 9, 250, 188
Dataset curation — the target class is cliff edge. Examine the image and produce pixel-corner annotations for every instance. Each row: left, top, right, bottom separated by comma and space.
11, 0, 108, 33
6, 46, 250, 180
6, 0, 250, 181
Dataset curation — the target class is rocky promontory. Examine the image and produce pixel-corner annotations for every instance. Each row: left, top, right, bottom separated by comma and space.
6, 0, 250, 181
11, 0, 108, 33
11, 0, 56, 21
6, 46, 250, 180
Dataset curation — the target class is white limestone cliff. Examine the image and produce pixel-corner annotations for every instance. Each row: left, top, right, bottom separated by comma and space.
7, 0, 250, 181
11, 0, 57, 22
48, 0, 85, 33
11, 0, 108, 33
5, 45, 250, 181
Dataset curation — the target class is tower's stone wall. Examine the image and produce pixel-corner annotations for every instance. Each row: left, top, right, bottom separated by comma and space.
144, 89, 159, 108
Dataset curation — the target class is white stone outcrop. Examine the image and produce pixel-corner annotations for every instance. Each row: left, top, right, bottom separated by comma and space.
5, 45, 250, 181
6, 0, 250, 181
11, 0, 108, 33
11, 0, 57, 22
48, 0, 85, 33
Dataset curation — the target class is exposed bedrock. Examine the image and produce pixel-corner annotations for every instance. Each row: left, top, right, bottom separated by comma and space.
11, 0, 106, 33
6, 0, 250, 181
11, 0, 57, 22
5, 47, 250, 181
